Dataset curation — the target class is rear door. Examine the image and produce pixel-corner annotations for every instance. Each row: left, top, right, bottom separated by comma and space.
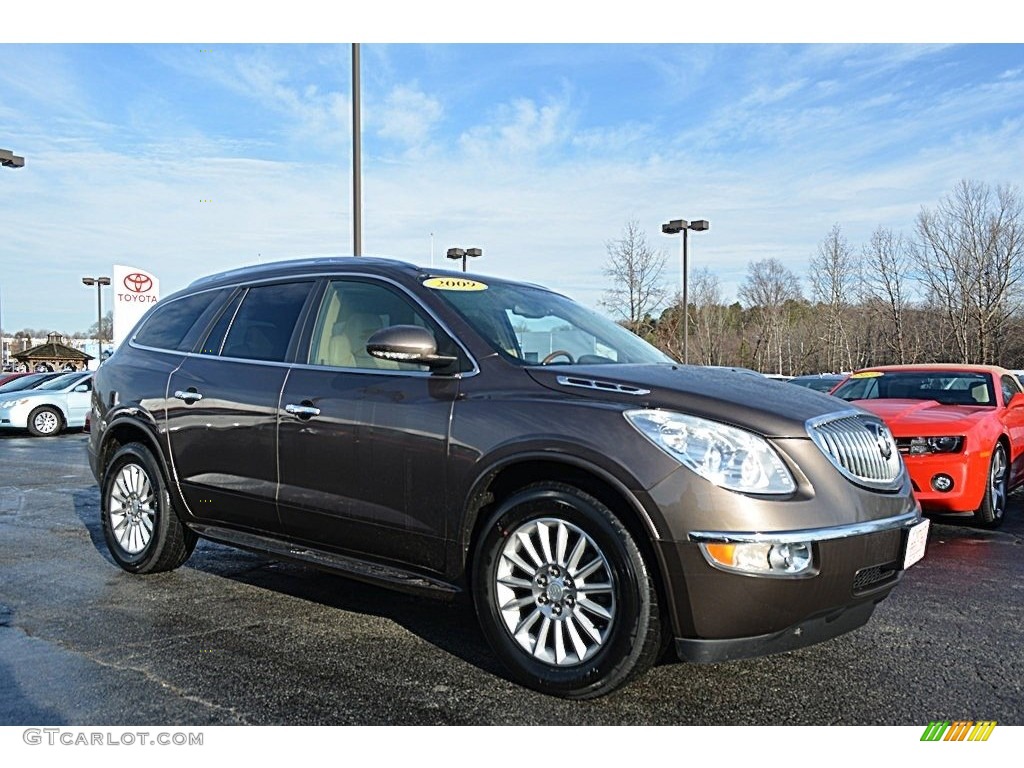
165, 280, 317, 535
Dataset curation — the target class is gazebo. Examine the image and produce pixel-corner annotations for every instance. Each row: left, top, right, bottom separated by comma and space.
13, 332, 94, 372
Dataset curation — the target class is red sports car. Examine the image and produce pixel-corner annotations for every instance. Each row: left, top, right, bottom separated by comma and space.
831, 364, 1024, 528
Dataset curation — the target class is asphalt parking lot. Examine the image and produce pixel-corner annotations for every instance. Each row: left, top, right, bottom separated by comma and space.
1, 431, 1021, 725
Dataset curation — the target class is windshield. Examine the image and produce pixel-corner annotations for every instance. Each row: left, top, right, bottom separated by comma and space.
832, 371, 996, 407
33, 372, 89, 391
430, 278, 674, 366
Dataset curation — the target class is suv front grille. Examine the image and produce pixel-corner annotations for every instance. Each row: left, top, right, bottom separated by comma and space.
806, 412, 903, 490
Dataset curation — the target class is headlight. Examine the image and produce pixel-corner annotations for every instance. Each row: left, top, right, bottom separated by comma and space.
905, 436, 963, 455
624, 409, 797, 495
0, 398, 28, 408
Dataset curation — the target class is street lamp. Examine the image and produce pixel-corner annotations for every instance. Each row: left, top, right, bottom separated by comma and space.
661, 218, 709, 365
0, 149, 25, 168
446, 247, 482, 273
81, 277, 111, 353
1, 150, 23, 368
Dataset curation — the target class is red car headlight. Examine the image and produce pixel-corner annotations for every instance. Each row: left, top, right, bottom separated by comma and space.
903, 436, 964, 455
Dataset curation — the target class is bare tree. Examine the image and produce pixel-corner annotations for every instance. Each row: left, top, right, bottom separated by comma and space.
689, 268, 730, 365
739, 258, 804, 374
809, 224, 858, 371
862, 226, 911, 364
601, 219, 668, 333
915, 180, 1024, 363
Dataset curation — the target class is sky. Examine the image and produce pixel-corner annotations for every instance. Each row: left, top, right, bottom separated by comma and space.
1, 4, 1023, 336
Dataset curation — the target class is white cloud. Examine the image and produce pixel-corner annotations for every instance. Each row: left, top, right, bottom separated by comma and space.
373, 85, 444, 147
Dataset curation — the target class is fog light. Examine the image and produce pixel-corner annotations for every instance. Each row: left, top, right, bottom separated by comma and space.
700, 541, 814, 577
931, 474, 954, 492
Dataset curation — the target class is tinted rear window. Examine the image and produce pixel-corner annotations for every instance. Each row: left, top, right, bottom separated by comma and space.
134, 290, 227, 351
220, 282, 313, 362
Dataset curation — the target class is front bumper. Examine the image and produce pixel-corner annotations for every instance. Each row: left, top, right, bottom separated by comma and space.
0, 404, 30, 429
675, 599, 878, 663
657, 512, 918, 659
903, 452, 986, 513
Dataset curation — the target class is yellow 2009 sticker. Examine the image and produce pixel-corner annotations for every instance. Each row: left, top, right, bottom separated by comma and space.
423, 277, 488, 291
850, 371, 883, 378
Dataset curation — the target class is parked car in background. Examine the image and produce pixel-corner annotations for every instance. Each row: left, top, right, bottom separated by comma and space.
0, 372, 63, 394
89, 257, 927, 698
0, 371, 92, 437
789, 374, 847, 393
0, 372, 33, 387
831, 364, 1024, 528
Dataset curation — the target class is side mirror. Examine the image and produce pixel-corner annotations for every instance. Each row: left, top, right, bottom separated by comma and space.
366, 325, 458, 370
1008, 392, 1024, 409
73, 384, 89, 393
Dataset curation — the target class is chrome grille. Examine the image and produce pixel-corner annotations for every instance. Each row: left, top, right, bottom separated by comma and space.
806, 411, 904, 490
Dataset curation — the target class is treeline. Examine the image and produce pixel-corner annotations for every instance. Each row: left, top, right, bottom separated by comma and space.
605, 180, 1024, 374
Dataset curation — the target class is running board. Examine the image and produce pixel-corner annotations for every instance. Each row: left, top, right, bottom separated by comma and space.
190, 523, 461, 597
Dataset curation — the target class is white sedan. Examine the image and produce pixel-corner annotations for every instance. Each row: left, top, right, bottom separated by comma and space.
0, 371, 93, 437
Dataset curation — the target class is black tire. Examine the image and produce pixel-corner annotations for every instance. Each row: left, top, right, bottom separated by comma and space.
975, 443, 1008, 529
26, 406, 63, 437
472, 482, 662, 699
100, 443, 196, 573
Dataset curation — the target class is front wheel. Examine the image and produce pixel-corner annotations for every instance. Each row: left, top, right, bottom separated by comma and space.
974, 443, 1008, 529
27, 406, 63, 437
472, 482, 662, 699
101, 443, 197, 573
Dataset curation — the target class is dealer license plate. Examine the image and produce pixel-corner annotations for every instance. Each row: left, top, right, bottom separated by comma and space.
902, 518, 929, 570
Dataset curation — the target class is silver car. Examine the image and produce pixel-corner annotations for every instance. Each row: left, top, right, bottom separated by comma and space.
0, 371, 93, 437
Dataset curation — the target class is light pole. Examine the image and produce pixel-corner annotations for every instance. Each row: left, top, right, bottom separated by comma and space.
81, 277, 111, 355
446, 247, 482, 273
661, 218, 709, 365
2, 149, 24, 368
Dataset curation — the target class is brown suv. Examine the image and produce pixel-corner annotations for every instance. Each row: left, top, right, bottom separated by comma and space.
88, 257, 928, 698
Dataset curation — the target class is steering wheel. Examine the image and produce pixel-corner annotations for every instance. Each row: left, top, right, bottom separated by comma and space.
541, 350, 575, 365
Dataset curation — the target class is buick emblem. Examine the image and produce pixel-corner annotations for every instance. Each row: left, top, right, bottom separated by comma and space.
871, 423, 894, 461
123, 273, 153, 293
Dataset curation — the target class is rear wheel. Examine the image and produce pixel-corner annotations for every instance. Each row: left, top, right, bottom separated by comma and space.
975, 443, 1008, 529
472, 482, 662, 699
101, 443, 196, 573
27, 406, 63, 437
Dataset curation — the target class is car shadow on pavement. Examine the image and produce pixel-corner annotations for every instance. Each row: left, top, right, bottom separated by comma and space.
69, 486, 507, 681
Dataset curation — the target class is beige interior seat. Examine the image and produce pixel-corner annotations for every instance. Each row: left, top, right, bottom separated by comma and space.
971, 383, 990, 404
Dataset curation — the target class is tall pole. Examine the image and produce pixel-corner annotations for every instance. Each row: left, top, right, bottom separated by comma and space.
96, 284, 104, 347
352, 43, 362, 257
682, 227, 689, 365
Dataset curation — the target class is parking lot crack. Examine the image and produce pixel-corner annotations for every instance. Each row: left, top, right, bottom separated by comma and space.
11, 622, 253, 725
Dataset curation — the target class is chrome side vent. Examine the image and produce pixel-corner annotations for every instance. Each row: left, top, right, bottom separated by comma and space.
806, 411, 904, 490
556, 376, 651, 396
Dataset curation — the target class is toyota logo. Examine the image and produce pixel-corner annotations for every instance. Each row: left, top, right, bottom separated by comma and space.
123, 273, 153, 293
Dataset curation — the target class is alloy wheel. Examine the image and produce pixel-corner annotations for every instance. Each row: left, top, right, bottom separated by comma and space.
108, 462, 157, 554
495, 517, 616, 667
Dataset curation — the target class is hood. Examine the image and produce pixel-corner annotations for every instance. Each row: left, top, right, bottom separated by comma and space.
526, 364, 860, 438
851, 398, 991, 434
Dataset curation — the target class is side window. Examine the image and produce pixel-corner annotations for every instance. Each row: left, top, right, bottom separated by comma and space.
220, 282, 313, 362
133, 290, 227, 351
198, 290, 243, 356
307, 279, 457, 372
1001, 375, 1021, 405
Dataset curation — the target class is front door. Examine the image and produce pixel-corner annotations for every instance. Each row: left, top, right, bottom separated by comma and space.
277, 277, 462, 572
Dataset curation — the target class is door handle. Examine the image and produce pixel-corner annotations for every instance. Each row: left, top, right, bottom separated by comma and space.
285, 403, 321, 419
173, 389, 204, 404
